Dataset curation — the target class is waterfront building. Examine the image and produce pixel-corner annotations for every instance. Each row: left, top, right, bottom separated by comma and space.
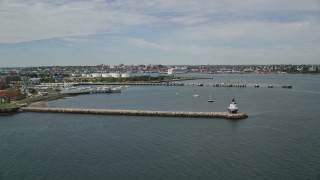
102, 73, 112, 78
29, 78, 41, 85
91, 73, 102, 78
167, 66, 188, 74
121, 73, 131, 78
0, 96, 9, 103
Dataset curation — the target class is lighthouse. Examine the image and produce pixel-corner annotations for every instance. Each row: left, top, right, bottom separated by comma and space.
228, 98, 239, 114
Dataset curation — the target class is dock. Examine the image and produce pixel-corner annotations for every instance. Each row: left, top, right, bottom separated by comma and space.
76, 82, 184, 86
186, 83, 292, 88
21, 107, 248, 120
57, 82, 293, 89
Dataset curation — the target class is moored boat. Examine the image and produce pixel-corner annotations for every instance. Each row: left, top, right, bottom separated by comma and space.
208, 93, 214, 102
192, 90, 199, 97
282, 85, 292, 88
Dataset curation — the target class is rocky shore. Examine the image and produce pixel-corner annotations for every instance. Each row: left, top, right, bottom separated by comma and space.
28, 101, 48, 108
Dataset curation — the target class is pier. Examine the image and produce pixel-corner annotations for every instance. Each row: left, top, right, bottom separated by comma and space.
186, 83, 292, 88
76, 82, 184, 86
75, 82, 291, 88
60, 82, 293, 89
21, 107, 248, 120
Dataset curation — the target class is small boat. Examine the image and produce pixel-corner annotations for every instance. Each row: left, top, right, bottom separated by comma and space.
193, 90, 199, 97
193, 93, 199, 97
282, 85, 292, 88
208, 93, 214, 102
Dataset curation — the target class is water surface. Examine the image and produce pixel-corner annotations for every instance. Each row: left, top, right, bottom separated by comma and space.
1, 74, 319, 179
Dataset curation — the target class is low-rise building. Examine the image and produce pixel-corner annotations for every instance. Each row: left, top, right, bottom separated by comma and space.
0, 96, 9, 103
29, 78, 41, 85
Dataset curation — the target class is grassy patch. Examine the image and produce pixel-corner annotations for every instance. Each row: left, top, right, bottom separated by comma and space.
16, 96, 47, 104
0, 103, 15, 108
15, 94, 63, 105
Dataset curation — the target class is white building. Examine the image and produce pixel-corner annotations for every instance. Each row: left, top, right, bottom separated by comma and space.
29, 78, 41, 85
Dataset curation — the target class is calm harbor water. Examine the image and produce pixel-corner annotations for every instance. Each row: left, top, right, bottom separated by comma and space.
1, 74, 320, 179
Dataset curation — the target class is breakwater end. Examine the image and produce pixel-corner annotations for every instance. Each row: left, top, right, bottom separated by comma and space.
0, 107, 19, 114
21, 107, 248, 120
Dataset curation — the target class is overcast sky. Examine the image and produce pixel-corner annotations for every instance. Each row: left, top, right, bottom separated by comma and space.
0, 0, 319, 67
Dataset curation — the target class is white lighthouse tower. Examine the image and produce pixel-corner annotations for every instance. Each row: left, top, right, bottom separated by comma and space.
228, 98, 239, 114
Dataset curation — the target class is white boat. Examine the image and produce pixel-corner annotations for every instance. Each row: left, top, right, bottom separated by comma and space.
228, 98, 238, 113
192, 90, 199, 97
60, 86, 91, 95
168, 66, 187, 74
208, 93, 214, 102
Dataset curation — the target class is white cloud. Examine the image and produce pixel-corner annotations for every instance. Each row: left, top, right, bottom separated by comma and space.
0, 0, 153, 43
169, 20, 320, 45
0, 0, 319, 65
1, 0, 319, 43
125, 38, 212, 54
123, 36, 320, 64
110, 0, 320, 15
0, 0, 320, 43
168, 16, 210, 25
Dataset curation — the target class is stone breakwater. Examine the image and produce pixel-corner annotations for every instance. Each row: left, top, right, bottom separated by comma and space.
0, 107, 19, 114
21, 107, 248, 120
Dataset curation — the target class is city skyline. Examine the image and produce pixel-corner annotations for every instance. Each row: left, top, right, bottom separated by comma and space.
1, 0, 320, 67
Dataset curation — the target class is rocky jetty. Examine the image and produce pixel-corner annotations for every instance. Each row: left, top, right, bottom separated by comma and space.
0, 107, 19, 114
21, 107, 248, 120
